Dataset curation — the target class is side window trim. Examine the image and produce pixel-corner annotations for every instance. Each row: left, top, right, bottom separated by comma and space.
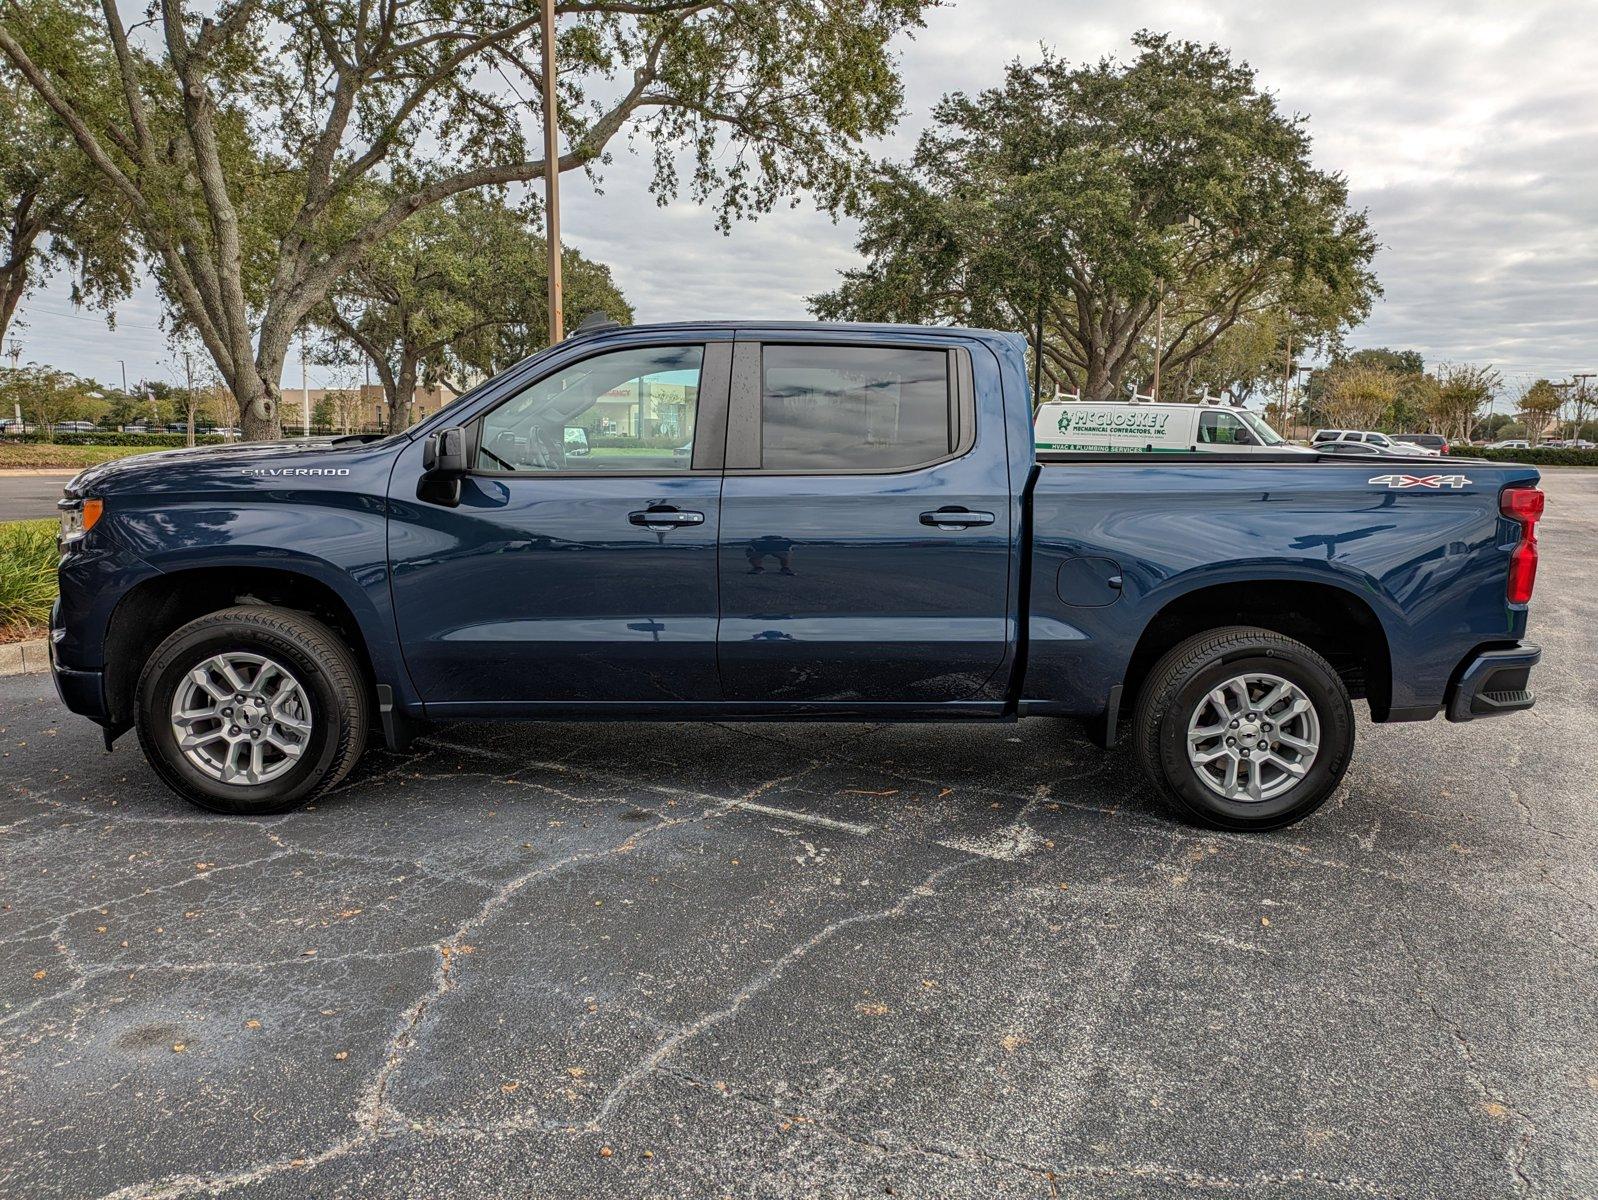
724, 339, 976, 475
464, 340, 731, 477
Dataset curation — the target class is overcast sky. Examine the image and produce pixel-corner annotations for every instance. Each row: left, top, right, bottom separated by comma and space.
10, 0, 1596, 404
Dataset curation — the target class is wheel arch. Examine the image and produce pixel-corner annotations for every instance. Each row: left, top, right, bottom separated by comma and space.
1121, 577, 1394, 721
103, 563, 390, 734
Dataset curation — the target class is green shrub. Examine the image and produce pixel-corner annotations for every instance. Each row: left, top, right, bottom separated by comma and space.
1455, 447, 1598, 466
587, 434, 686, 450
0, 519, 57, 634
0, 443, 159, 469
11, 431, 228, 447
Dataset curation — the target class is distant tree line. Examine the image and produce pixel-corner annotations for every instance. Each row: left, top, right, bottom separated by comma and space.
1283, 347, 1593, 444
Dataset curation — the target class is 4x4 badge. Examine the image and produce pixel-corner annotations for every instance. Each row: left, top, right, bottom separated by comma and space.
1368, 474, 1472, 490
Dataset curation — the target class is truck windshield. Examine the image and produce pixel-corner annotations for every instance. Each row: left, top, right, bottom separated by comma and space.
1239, 411, 1286, 446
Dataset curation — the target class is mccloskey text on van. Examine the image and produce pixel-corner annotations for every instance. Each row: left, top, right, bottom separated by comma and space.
51, 320, 1543, 832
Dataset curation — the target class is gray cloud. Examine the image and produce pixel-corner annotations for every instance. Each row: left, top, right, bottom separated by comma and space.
14, 0, 1596, 396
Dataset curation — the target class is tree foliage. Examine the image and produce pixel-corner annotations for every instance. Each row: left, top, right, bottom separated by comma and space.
812, 33, 1379, 402
0, 52, 137, 349
318, 192, 630, 427
1431, 362, 1500, 443
0, 362, 106, 429
0, 0, 935, 438
1318, 361, 1398, 430
1517, 378, 1563, 445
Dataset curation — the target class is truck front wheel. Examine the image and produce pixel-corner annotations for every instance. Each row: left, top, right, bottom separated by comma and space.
134, 606, 370, 814
1131, 626, 1354, 831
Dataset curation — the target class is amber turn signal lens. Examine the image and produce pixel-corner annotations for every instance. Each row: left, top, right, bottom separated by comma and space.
81, 498, 103, 532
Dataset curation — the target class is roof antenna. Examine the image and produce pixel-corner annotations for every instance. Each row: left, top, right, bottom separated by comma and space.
571, 311, 621, 338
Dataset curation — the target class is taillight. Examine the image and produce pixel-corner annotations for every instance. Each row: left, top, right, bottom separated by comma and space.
1501, 486, 1544, 605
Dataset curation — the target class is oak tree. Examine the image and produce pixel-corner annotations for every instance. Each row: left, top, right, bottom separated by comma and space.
0, 59, 136, 349
813, 34, 1379, 402
1, 0, 934, 438
319, 192, 629, 428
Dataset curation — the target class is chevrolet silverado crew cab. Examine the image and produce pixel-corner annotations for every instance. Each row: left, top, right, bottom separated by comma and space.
50, 321, 1545, 831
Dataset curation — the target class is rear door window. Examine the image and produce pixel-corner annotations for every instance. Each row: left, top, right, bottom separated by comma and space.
756, 345, 956, 471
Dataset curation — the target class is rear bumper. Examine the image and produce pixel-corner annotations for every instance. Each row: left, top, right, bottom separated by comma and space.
1445, 644, 1540, 722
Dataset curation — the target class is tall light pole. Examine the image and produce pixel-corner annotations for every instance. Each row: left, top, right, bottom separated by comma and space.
181, 349, 196, 447
5, 340, 20, 428
540, 1, 564, 344
1151, 283, 1165, 401
300, 333, 310, 437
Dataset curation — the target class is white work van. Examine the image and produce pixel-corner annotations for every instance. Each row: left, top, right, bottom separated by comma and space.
1034, 401, 1310, 455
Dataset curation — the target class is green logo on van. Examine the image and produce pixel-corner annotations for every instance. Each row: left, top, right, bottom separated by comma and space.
1056, 410, 1073, 433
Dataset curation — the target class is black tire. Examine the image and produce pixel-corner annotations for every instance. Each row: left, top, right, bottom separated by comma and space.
1131, 626, 1354, 831
134, 606, 370, 814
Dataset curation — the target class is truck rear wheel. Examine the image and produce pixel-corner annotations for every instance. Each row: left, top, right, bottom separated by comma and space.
1131, 626, 1354, 831
134, 606, 370, 814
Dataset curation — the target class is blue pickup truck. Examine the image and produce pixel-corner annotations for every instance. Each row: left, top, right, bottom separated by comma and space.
50, 320, 1545, 830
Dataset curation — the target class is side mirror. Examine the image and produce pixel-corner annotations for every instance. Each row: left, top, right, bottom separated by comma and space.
423, 426, 467, 478
419, 426, 467, 506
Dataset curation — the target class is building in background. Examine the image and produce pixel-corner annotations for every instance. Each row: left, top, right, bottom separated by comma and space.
277, 383, 458, 433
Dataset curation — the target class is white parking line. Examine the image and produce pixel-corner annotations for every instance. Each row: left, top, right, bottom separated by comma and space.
731, 800, 875, 836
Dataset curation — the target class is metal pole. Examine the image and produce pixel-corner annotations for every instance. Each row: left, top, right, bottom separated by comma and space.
540, 2, 564, 344
1282, 330, 1293, 437
6, 340, 20, 428
182, 350, 195, 447
1151, 294, 1163, 401
300, 335, 310, 437
118, 359, 127, 393
1032, 289, 1045, 406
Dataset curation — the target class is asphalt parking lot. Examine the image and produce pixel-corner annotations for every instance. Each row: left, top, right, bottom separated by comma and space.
2, 472, 1594, 1200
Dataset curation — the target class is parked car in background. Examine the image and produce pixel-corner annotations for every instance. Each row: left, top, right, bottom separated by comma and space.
1488, 439, 1530, 450
1399, 433, 1450, 455
52, 319, 1545, 834
54, 420, 98, 434
1312, 429, 1439, 456
1315, 440, 1386, 456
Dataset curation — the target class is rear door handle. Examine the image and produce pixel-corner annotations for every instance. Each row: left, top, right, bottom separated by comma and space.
629, 507, 705, 527
920, 508, 996, 528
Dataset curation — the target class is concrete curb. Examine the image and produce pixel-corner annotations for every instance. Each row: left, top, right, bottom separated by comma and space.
0, 638, 50, 676
0, 468, 79, 477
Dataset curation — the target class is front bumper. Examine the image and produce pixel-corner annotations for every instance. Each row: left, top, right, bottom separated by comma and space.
1445, 644, 1540, 722
49, 598, 108, 723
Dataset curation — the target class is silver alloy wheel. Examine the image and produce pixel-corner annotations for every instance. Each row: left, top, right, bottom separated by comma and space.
169, 652, 312, 785
1185, 672, 1320, 803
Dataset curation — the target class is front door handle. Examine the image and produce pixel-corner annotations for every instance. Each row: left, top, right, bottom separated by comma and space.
629, 507, 705, 527
920, 508, 996, 528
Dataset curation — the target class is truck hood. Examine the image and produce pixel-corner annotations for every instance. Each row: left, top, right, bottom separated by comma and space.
67, 434, 396, 497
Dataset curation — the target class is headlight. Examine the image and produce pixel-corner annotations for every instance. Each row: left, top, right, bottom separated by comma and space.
58, 496, 103, 547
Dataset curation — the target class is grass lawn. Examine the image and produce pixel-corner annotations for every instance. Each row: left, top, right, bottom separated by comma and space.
0, 519, 56, 642
0, 443, 162, 470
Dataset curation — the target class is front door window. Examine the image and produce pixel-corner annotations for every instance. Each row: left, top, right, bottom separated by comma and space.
476, 345, 703, 473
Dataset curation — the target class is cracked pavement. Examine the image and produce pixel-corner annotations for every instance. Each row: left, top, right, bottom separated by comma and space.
2, 471, 1595, 1200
